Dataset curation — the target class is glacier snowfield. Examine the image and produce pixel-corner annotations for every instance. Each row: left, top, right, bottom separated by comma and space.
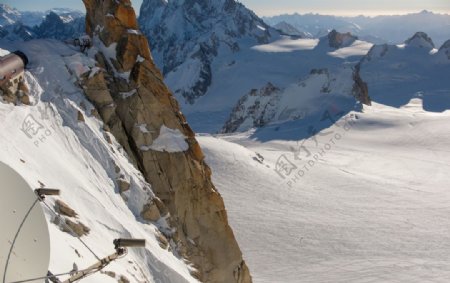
199, 101, 450, 283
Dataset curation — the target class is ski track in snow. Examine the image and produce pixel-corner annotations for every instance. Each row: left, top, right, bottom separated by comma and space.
199, 101, 450, 283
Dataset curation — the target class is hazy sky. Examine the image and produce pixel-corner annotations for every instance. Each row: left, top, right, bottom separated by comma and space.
3, 0, 450, 16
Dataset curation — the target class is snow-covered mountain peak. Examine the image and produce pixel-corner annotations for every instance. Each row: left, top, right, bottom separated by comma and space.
0, 4, 21, 26
139, 0, 277, 103
140, 0, 272, 49
404, 32, 435, 49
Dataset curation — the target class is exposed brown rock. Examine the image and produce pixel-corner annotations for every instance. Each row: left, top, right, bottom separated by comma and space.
352, 63, 372, 106
153, 196, 168, 216
0, 77, 30, 105
82, 0, 252, 282
117, 178, 130, 193
141, 201, 161, 222
328, 29, 358, 49
156, 231, 169, 249
77, 110, 85, 122
20, 94, 30, 105
118, 275, 130, 283
60, 217, 90, 237
55, 199, 78, 218
102, 271, 116, 278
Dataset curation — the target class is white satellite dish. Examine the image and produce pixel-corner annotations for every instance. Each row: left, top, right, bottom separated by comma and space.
0, 162, 50, 283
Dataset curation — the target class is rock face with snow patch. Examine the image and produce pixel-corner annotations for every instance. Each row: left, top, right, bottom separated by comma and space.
222, 83, 282, 132
327, 29, 358, 49
81, 0, 252, 282
138, 0, 275, 104
222, 67, 370, 133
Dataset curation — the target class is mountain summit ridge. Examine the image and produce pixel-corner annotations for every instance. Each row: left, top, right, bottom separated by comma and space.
139, 0, 277, 103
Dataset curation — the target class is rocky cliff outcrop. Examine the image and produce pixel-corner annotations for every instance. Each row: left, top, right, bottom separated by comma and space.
352, 64, 371, 106
222, 67, 371, 133
222, 83, 282, 133
81, 0, 251, 282
326, 29, 358, 49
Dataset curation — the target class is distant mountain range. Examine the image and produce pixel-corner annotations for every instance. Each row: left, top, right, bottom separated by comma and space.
264, 10, 450, 46
0, 4, 85, 40
2, 2, 450, 134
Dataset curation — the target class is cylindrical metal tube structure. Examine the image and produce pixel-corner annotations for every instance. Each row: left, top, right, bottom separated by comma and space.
0, 51, 28, 87
35, 188, 61, 197
113, 238, 146, 248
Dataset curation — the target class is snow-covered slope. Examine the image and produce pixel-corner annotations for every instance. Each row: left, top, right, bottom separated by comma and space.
0, 40, 198, 283
360, 32, 450, 112
199, 100, 450, 282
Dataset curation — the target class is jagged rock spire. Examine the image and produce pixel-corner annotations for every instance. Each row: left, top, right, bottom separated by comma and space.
82, 0, 252, 282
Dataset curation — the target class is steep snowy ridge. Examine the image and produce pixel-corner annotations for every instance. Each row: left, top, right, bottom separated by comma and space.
0, 41, 197, 283
0, 4, 21, 26
139, 0, 278, 103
